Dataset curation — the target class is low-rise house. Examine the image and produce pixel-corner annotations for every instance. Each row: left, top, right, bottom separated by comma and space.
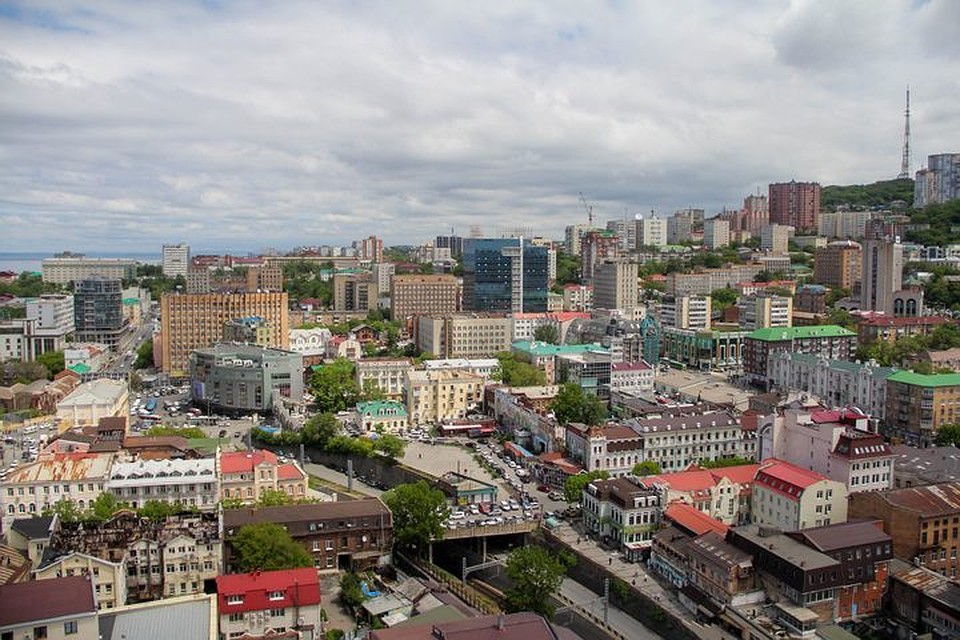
848, 482, 960, 577
107, 457, 219, 509
650, 525, 694, 589
640, 464, 762, 526
355, 400, 408, 433
355, 358, 413, 399
56, 378, 130, 429
752, 459, 848, 531
369, 611, 583, 640
35, 551, 127, 610
219, 450, 307, 504
6, 515, 57, 566
223, 499, 393, 572
582, 476, 661, 561
216, 568, 321, 640
888, 563, 960, 640
685, 531, 762, 610
1, 452, 114, 529
404, 369, 484, 426
609, 361, 654, 393
0, 576, 98, 640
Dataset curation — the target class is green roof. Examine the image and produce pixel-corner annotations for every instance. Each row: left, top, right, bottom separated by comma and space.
122, 298, 140, 305
887, 370, 960, 387
747, 325, 855, 342
356, 400, 407, 417
68, 363, 92, 374
511, 341, 607, 357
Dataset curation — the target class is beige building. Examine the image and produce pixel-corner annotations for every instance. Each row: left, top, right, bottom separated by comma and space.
219, 450, 307, 504
355, 358, 414, 399
660, 295, 711, 330
159, 291, 289, 375
245, 265, 283, 292
56, 378, 129, 429
1, 453, 114, 529
760, 224, 792, 255
0, 576, 99, 640
753, 459, 848, 531
736, 295, 793, 330
704, 219, 731, 249
814, 240, 862, 291
390, 274, 460, 320
416, 314, 512, 359
35, 552, 127, 610
41, 256, 137, 285
333, 272, 377, 312
404, 369, 485, 426
592, 259, 638, 311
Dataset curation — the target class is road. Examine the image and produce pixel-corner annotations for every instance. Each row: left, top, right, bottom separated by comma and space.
559, 578, 664, 640
303, 462, 383, 498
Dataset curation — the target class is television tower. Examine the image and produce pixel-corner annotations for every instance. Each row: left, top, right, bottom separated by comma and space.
898, 86, 911, 179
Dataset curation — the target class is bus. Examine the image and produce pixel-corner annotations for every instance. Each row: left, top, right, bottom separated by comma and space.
145, 398, 158, 413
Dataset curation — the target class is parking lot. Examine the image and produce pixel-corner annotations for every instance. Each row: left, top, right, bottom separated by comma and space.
1, 421, 57, 481
130, 386, 257, 448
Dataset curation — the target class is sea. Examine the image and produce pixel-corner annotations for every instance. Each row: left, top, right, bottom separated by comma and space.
0, 251, 161, 274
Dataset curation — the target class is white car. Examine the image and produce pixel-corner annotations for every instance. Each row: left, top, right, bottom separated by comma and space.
449, 510, 465, 520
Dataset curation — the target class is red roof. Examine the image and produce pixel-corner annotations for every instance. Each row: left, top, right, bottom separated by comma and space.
217, 568, 320, 615
277, 463, 305, 480
221, 450, 279, 474
644, 470, 718, 493
858, 313, 949, 327
710, 463, 763, 485
664, 502, 729, 536
755, 459, 828, 500
612, 361, 652, 371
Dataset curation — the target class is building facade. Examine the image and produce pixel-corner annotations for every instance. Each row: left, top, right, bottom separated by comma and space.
592, 259, 638, 311
73, 277, 127, 349
189, 343, 303, 414
704, 219, 730, 249
760, 223, 791, 255
768, 181, 821, 232
736, 295, 792, 331
582, 476, 662, 561
404, 369, 484, 425
390, 274, 460, 320
42, 255, 138, 285
107, 458, 219, 510
914, 153, 960, 208
742, 325, 857, 388
752, 459, 848, 531
219, 450, 307, 504
354, 358, 413, 400
885, 371, 960, 446
814, 240, 862, 291
661, 295, 711, 331
416, 314, 512, 359
462, 238, 549, 313
161, 243, 190, 278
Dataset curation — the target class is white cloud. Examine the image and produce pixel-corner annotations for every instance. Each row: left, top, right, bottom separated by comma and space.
0, 0, 957, 253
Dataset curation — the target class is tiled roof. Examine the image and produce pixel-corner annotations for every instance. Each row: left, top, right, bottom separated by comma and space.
796, 520, 891, 552
878, 482, 960, 517
4, 452, 114, 484
0, 575, 97, 627
644, 470, 718, 493
220, 449, 278, 473
858, 313, 949, 327
710, 464, 763, 485
277, 463, 306, 481
216, 568, 320, 614
755, 459, 828, 499
664, 502, 729, 536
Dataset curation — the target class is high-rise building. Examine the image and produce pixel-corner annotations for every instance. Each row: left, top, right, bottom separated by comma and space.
818, 211, 874, 239
564, 224, 591, 256
760, 224, 792, 255
704, 219, 730, 249
814, 241, 862, 292
637, 214, 668, 248
41, 254, 137, 285
435, 234, 465, 258
661, 295, 711, 330
353, 236, 384, 263
861, 219, 904, 314
159, 291, 289, 375
914, 153, 960, 208
741, 195, 769, 235
161, 243, 190, 278
26, 294, 75, 358
73, 277, 126, 349
737, 295, 792, 331
390, 274, 460, 320
462, 238, 549, 313
580, 230, 620, 284
769, 181, 821, 232
593, 259, 638, 312
372, 263, 396, 296
606, 219, 637, 252
333, 272, 377, 312
245, 265, 283, 292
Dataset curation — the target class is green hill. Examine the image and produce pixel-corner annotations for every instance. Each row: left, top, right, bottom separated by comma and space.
821, 178, 914, 212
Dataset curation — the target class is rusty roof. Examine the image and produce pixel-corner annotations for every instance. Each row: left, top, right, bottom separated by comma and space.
879, 482, 960, 517
2, 452, 114, 484
224, 498, 392, 530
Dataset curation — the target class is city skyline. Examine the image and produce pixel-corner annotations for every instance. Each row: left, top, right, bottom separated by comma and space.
1, 1, 958, 252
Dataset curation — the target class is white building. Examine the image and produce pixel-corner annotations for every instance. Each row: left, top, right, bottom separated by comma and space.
288, 327, 332, 357
64, 343, 109, 374
355, 358, 414, 399
41, 256, 138, 285
565, 224, 590, 256
0, 295, 76, 362
107, 458, 219, 510
704, 219, 730, 249
753, 459, 848, 531
766, 351, 896, 420
609, 361, 654, 393
56, 378, 130, 429
423, 358, 500, 380
1, 453, 114, 528
637, 215, 668, 248
736, 295, 792, 331
162, 243, 190, 278
661, 295, 711, 330
761, 224, 792, 255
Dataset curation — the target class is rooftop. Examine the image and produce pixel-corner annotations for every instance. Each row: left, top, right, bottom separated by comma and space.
664, 502, 730, 536
0, 575, 97, 627
874, 482, 960, 517
892, 444, 960, 484
9, 515, 56, 540
886, 370, 960, 388
108, 458, 216, 486
511, 340, 607, 357
220, 449, 278, 473
58, 378, 127, 406
223, 498, 392, 530
369, 611, 580, 640
732, 525, 838, 572
3, 452, 114, 484
98, 593, 217, 640
755, 459, 829, 498
747, 325, 856, 342
688, 531, 752, 571
794, 520, 891, 553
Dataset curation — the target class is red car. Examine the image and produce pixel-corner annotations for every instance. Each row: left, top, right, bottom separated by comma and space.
536, 484, 550, 493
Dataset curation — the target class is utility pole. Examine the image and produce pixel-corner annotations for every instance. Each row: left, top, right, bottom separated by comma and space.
603, 576, 609, 626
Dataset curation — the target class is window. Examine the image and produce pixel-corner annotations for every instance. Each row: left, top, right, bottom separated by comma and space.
270, 608, 286, 617
268, 590, 284, 600
63, 621, 78, 635
228, 612, 244, 622
33, 627, 48, 640
227, 595, 244, 605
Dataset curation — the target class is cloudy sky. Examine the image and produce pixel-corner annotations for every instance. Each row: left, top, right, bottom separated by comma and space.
1, 0, 958, 254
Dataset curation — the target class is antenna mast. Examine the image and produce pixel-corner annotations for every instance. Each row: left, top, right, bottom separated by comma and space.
898, 86, 911, 179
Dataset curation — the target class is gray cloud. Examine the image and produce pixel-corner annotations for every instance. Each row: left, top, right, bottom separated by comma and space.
0, 0, 958, 253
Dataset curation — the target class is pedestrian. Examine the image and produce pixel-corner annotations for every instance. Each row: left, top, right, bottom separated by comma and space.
608, 557, 613, 566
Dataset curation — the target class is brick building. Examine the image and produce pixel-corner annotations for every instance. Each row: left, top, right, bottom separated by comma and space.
742, 325, 857, 389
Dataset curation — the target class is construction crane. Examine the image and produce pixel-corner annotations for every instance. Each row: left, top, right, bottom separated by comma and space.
578, 192, 594, 227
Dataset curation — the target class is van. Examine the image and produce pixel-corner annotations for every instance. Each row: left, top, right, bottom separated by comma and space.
24, 426, 37, 435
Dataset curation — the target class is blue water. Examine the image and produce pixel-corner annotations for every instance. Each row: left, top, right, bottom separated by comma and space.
0, 251, 161, 274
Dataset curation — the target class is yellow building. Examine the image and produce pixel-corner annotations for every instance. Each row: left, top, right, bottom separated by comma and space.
34, 552, 127, 610
404, 369, 484, 426
159, 291, 289, 376
390, 274, 460, 320
55, 378, 129, 429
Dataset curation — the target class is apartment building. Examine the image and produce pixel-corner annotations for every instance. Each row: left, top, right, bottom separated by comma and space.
818, 210, 874, 239
404, 369, 484, 425
685, 531, 760, 609
42, 255, 138, 285
161, 243, 190, 278
510, 340, 606, 384
660, 295, 711, 330
914, 153, 960, 208
56, 378, 129, 429
760, 223, 791, 255
423, 358, 499, 379
333, 272, 377, 312
223, 499, 393, 572
665, 264, 764, 296
1, 452, 114, 528
354, 358, 413, 399
736, 295, 792, 331
562, 283, 593, 312
766, 351, 896, 420
217, 568, 321, 640
106, 458, 219, 510
641, 464, 761, 526
579, 230, 620, 284
704, 219, 730, 249
849, 482, 960, 577
159, 291, 289, 376
813, 240, 862, 291
582, 476, 662, 561
742, 325, 857, 388
609, 361, 654, 393
219, 450, 307, 504
354, 235, 384, 263
3, 294, 78, 361
769, 181, 820, 232
858, 313, 948, 347
390, 274, 460, 321
885, 371, 960, 446
767, 408, 894, 493
416, 314, 512, 359
0, 576, 99, 640
637, 214, 668, 248
752, 459, 848, 531
35, 552, 127, 610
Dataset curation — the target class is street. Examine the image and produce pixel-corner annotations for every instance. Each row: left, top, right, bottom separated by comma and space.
558, 578, 664, 640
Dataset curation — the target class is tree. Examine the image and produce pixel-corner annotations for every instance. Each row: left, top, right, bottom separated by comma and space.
339, 572, 365, 609
373, 433, 406, 459
310, 359, 361, 413
258, 489, 294, 506
145, 425, 207, 439
551, 383, 607, 426
35, 350, 64, 376
935, 424, 960, 447
382, 481, 449, 554
138, 500, 181, 521
231, 522, 314, 572
533, 324, 560, 345
302, 412, 340, 448
632, 460, 661, 476
699, 455, 756, 469
564, 470, 609, 503
135, 338, 154, 369
503, 546, 569, 619
42, 499, 83, 523
496, 352, 547, 387
89, 492, 126, 522
710, 287, 738, 311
